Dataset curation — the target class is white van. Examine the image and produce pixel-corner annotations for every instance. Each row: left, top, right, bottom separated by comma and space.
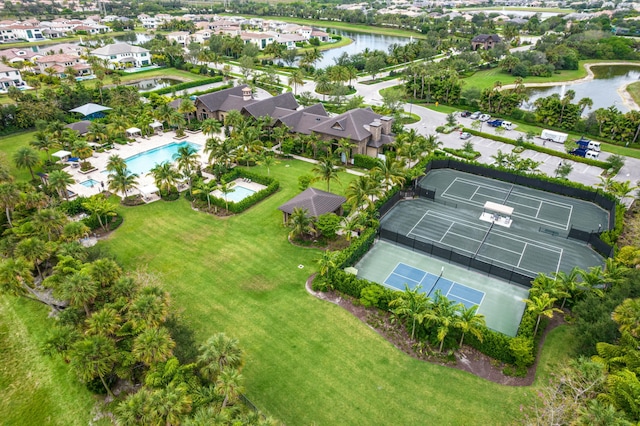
585, 150, 600, 160
501, 121, 514, 130
588, 141, 601, 151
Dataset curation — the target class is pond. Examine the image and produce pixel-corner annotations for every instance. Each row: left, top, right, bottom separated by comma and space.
114, 32, 153, 45
522, 65, 640, 115
297, 29, 411, 69
126, 78, 182, 92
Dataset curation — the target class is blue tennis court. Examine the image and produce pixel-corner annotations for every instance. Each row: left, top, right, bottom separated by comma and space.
384, 263, 485, 309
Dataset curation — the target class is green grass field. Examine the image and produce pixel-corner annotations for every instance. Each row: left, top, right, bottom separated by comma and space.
0, 131, 43, 181
0, 297, 97, 425
463, 65, 589, 92
93, 159, 533, 424
627, 81, 640, 106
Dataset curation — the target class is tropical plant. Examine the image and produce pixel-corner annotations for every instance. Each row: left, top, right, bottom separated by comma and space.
287, 207, 316, 240
311, 154, 341, 192
13, 146, 40, 181
197, 333, 244, 382
389, 284, 431, 340
149, 162, 181, 196
455, 304, 486, 347
523, 292, 562, 335
47, 170, 74, 201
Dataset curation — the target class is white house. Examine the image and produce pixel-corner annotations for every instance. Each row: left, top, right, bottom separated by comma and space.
0, 64, 25, 90
4, 25, 45, 42
138, 14, 158, 29
0, 47, 43, 64
166, 31, 191, 46
36, 54, 92, 77
90, 43, 151, 69
240, 32, 275, 50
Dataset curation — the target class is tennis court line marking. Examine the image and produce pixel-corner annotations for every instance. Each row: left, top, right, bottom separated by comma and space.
408, 210, 564, 275
442, 179, 571, 230
446, 286, 485, 307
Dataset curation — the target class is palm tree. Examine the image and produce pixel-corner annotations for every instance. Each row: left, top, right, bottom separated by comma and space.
612, 298, 640, 338
455, 305, 486, 347
578, 266, 606, 298
15, 237, 49, 280
154, 103, 174, 130
173, 144, 200, 194
177, 97, 196, 124
82, 195, 117, 231
287, 207, 316, 240
32, 208, 68, 241
108, 167, 139, 198
197, 333, 244, 382
132, 327, 176, 366
13, 146, 40, 181
215, 368, 245, 410
523, 292, 562, 335
224, 109, 244, 133
425, 291, 463, 352
201, 118, 222, 137
0, 182, 20, 227
218, 180, 235, 211
346, 175, 382, 211
70, 335, 117, 397
389, 284, 431, 340
148, 162, 181, 196
288, 69, 305, 96
192, 179, 216, 211
30, 131, 55, 161
85, 307, 121, 337
312, 154, 341, 192
47, 170, 74, 201
315, 250, 337, 282
59, 272, 98, 316
127, 288, 171, 331
257, 153, 276, 176
371, 155, 406, 191
553, 266, 580, 309
335, 138, 355, 165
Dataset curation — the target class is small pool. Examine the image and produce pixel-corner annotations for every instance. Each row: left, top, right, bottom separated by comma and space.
221, 185, 256, 203
80, 179, 100, 188
116, 142, 201, 176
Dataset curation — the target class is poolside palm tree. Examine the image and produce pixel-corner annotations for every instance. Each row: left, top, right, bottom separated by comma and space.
389, 284, 431, 341
173, 144, 200, 195
154, 103, 174, 130
177, 97, 196, 124
82, 195, 117, 231
192, 179, 216, 211
257, 153, 277, 176
13, 146, 40, 181
47, 170, 74, 201
312, 153, 341, 192
108, 167, 139, 198
201, 118, 222, 137
455, 304, 486, 347
86, 121, 109, 145
106, 154, 127, 174
148, 162, 181, 197
218, 180, 235, 211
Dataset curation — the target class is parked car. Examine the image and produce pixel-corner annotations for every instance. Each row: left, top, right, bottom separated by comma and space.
470, 111, 481, 119
487, 119, 503, 127
501, 121, 514, 130
460, 111, 471, 118
479, 114, 491, 122
459, 132, 472, 140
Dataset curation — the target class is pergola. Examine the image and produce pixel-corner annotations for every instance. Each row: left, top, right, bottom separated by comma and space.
150, 121, 163, 134
126, 127, 142, 138
52, 150, 72, 162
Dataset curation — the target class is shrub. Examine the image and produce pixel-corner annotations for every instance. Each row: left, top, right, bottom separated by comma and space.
360, 285, 386, 308
353, 154, 380, 170
316, 213, 341, 240
207, 169, 279, 214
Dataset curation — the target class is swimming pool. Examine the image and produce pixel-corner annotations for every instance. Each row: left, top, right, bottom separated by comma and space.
219, 185, 256, 203
122, 142, 201, 176
80, 179, 100, 188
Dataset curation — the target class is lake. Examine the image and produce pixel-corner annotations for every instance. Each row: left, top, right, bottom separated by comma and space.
522, 65, 640, 115
126, 78, 182, 92
302, 29, 411, 69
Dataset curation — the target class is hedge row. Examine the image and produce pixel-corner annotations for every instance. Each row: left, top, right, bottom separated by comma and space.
353, 154, 381, 170
333, 228, 377, 269
462, 127, 610, 169
207, 168, 279, 214
142, 76, 224, 97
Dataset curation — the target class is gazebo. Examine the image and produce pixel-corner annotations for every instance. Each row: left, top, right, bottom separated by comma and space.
69, 103, 112, 120
277, 187, 346, 223
150, 121, 163, 134
65, 120, 91, 135
52, 150, 72, 162
126, 127, 142, 138
139, 184, 159, 201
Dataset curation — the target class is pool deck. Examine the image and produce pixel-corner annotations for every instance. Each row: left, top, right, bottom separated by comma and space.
210, 178, 267, 202
65, 130, 211, 200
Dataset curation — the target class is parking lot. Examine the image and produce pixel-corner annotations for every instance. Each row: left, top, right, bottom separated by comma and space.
405, 104, 640, 199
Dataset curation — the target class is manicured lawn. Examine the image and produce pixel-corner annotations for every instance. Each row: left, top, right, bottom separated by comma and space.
0, 297, 97, 426
627, 81, 640, 106
533, 325, 576, 386
99, 158, 532, 424
221, 13, 424, 39
463, 65, 589, 92
0, 130, 45, 181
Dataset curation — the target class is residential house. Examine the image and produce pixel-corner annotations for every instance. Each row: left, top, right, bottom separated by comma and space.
310, 29, 330, 42
240, 32, 275, 50
274, 103, 330, 135
0, 47, 43, 64
138, 14, 158, 29
190, 29, 212, 44
5, 25, 45, 42
240, 92, 299, 121
267, 32, 305, 50
90, 43, 151, 69
471, 34, 502, 50
167, 31, 191, 46
40, 43, 87, 56
36, 54, 92, 77
0, 63, 25, 90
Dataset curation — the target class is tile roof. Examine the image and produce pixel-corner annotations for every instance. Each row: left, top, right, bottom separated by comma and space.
196, 84, 251, 112
91, 43, 149, 56
241, 92, 298, 119
278, 187, 346, 217
308, 107, 381, 141
275, 103, 329, 134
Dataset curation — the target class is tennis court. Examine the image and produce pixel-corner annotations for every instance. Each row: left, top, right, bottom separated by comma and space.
441, 176, 573, 230
407, 209, 563, 275
385, 263, 485, 309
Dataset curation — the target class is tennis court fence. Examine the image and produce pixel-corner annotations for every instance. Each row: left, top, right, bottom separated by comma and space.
567, 226, 615, 258
379, 228, 534, 287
